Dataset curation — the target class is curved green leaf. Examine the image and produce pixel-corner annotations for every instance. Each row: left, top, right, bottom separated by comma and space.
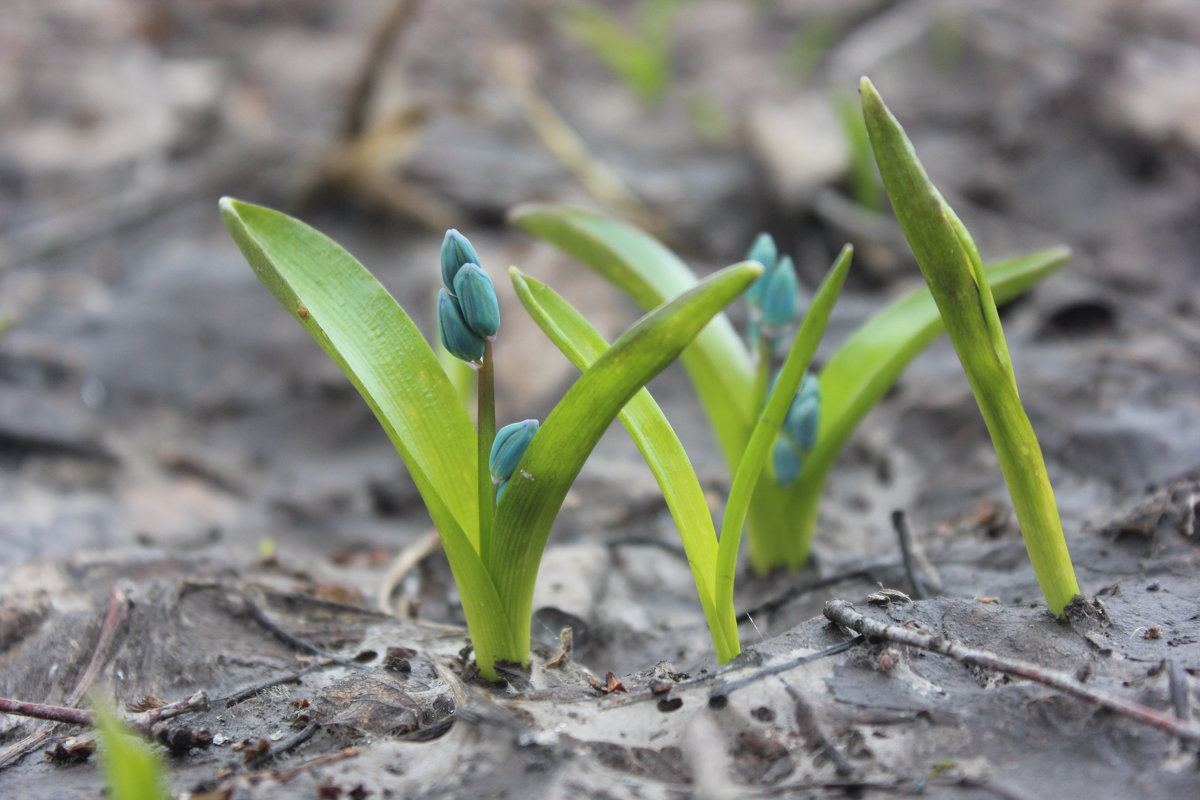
860, 76, 1078, 614
220, 199, 514, 674
511, 270, 739, 662
511, 204, 756, 467
220, 198, 477, 546
491, 261, 762, 663
776, 246, 1071, 569
717, 246, 851, 603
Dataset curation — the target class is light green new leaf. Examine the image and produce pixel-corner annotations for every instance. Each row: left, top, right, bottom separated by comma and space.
860, 76, 1078, 615
220, 198, 476, 546
510, 204, 756, 468
95, 705, 169, 800
220, 199, 514, 665
490, 261, 762, 662
716, 246, 851, 604
511, 270, 739, 662
779, 246, 1071, 567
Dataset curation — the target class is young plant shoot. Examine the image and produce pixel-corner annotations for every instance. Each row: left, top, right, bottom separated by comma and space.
94, 704, 170, 800
511, 204, 1069, 573
220, 198, 761, 676
512, 250, 851, 662
858, 76, 1079, 615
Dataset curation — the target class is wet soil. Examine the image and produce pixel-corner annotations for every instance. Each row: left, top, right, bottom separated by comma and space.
2, 1, 1199, 797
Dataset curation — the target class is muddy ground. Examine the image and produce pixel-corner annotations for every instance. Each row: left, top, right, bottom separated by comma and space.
2, 1, 1199, 797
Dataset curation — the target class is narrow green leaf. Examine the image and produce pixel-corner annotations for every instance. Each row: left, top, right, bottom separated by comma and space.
716, 246, 851, 609
511, 270, 739, 662
220, 199, 514, 675
219, 198, 477, 547
860, 76, 1079, 615
510, 204, 756, 468
94, 705, 169, 800
491, 261, 762, 663
778, 247, 1070, 569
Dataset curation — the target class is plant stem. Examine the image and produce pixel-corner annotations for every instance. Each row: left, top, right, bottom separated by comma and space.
754, 332, 772, 410
477, 339, 496, 565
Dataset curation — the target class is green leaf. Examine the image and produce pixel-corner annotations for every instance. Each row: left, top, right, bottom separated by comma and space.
776, 247, 1071, 569
219, 199, 514, 673
220, 198, 476, 546
716, 246, 851, 606
511, 270, 739, 662
94, 705, 169, 800
511, 204, 756, 468
491, 261, 762, 662
860, 76, 1078, 615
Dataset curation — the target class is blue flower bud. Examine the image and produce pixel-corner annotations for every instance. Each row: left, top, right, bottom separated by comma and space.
744, 233, 778, 309
440, 229, 481, 289
760, 255, 799, 328
490, 418, 539, 482
452, 264, 500, 338
495, 479, 508, 505
772, 435, 801, 485
785, 374, 820, 452
438, 288, 485, 362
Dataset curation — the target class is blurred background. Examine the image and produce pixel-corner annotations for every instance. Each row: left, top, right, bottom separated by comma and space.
2, 0, 1199, 653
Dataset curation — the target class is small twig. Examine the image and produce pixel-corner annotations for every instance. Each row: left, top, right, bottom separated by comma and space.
244, 722, 319, 769
378, 530, 441, 615
735, 566, 883, 624
1166, 660, 1191, 721
891, 510, 930, 600
708, 636, 865, 708
341, 0, 421, 139
0, 698, 92, 726
785, 684, 855, 777
824, 598, 1200, 746
214, 664, 326, 709
0, 583, 132, 770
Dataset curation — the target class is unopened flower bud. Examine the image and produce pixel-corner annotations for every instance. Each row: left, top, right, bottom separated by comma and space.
489, 418, 539, 482
438, 288, 485, 363
440, 229, 481, 289
760, 255, 799, 328
744, 233, 778, 308
452, 264, 500, 338
785, 373, 820, 452
772, 435, 801, 485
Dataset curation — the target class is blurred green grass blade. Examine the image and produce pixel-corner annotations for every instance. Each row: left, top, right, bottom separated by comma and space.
511, 204, 756, 467
784, 247, 1071, 568
859, 77, 1079, 615
716, 246, 851, 608
510, 269, 739, 662
95, 705, 169, 800
219, 198, 477, 549
492, 261, 762, 661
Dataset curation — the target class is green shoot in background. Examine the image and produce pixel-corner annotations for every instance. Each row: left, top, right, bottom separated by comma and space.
859, 76, 1079, 615
95, 704, 170, 800
221, 199, 760, 676
560, 0, 683, 105
511, 205, 1068, 574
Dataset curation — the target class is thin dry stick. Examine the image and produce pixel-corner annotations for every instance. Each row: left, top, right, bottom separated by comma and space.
824, 598, 1200, 746
0, 691, 208, 732
378, 529, 442, 615
341, 0, 422, 139
0, 583, 133, 769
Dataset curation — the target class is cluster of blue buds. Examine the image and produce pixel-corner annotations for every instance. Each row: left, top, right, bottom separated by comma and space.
772, 372, 820, 485
437, 229, 500, 363
743, 232, 800, 348
490, 418, 539, 503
